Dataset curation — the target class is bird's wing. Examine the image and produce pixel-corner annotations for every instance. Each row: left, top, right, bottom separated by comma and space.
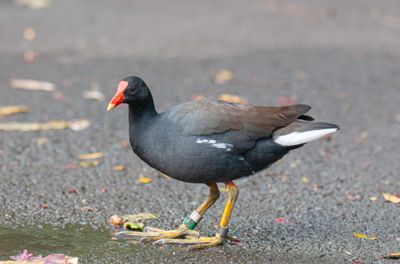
169, 99, 311, 143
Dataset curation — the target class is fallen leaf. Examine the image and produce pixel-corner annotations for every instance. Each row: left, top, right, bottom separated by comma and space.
83, 90, 105, 101
68, 119, 90, 131
369, 196, 377, 202
41, 203, 49, 209
218, 93, 248, 104
383, 252, 400, 259
353, 233, 379, 240
138, 175, 153, 184
301, 177, 309, 184
277, 96, 298, 106
79, 160, 101, 168
110, 215, 123, 227
213, 70, 234, 85
14, 0, 52, 9
191, 94, 206, 100
0, 106, 31, 116
0, 119, 90, 132
68, 188, 78, 194
123, 222, 144, 231
122, 213, 159, 222
23, 27, 36, 41
382, 192, 400, 203
347, 194, 362, 201
274, 217, 293, 224
78, 152, 104, 160
10, 79, 56, 91
113, 165, 127, 171
24, 50, 38, 63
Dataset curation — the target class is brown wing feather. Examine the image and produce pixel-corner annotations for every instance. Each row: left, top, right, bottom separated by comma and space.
172, 100, 310, 139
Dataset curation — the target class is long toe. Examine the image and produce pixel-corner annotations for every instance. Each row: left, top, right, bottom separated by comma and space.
153, 235, 223, 250
115, 225, 199, 241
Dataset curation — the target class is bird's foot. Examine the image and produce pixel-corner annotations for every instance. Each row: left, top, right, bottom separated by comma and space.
154, 234, 224, 250
115, 224, 199, 241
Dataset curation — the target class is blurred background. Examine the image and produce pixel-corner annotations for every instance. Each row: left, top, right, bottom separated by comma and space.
0, 0, 399, 263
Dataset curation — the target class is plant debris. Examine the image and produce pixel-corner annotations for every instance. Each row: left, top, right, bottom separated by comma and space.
0, 119, 90, 132
122, 213, 159, 222
110, 215, 123, 227
138, 175, 153, 184
218, 93, 248, 104
83, 90, 105, 101
24, 50, 39, 63
382, 192, 400, 203
213, 70, 234, 85
23, 27, 36, 41
383, 252, 400, 259
112, 165, 127, 171
353, 233, 379, 240
124, 222, 145, 231
78, 152, 104, 160
10, 79, 56, 92
79, 160, 101, 168
14, 0, 52, 9
274, 217, 293, 224
0, 105, 31, 116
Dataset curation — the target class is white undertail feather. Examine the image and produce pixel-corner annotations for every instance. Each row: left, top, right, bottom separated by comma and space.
273, 128, 338, 146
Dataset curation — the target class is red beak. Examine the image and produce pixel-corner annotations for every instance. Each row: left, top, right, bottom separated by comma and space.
107, 81, 128, 111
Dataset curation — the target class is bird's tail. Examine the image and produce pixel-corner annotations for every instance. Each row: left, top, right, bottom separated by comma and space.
272, 121, 339, 147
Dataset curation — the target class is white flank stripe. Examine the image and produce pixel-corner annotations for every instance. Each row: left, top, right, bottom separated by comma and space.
273, 128, 338, 146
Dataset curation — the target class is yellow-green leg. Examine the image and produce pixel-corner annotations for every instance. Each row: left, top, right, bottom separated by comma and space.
116, 182, 220, 241
155, 181, 239, 250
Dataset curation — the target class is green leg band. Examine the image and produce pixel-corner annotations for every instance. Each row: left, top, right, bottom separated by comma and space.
183, 217, 198, 230
183, 210, 203, 230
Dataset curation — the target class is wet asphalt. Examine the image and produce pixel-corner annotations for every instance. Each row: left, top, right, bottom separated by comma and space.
0, 0, 399, 263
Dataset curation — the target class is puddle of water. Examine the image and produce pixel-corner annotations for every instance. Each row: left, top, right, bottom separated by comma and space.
0, 225, 149, 263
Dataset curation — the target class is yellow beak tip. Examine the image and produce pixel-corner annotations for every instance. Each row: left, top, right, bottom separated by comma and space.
107, 104, 116, 111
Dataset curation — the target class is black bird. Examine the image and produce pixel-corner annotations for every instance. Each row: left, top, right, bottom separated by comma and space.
107, 76, 339, 249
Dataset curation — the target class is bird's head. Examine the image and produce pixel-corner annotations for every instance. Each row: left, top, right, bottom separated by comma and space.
107, 76, 150, 111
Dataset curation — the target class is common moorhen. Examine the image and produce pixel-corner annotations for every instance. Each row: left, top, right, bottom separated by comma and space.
107, 76, 339, 249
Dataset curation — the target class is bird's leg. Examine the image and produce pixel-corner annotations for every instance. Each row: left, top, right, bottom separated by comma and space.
155, 181, 239, 250
115, 182, 220, 241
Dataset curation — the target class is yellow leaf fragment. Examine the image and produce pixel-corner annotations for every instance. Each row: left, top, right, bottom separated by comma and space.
301, 177, 309, 184
10, 79, 56, 91
218, 93, 248, 104
382, 192, 400, 203
213, 70, 234, 85
353, 233, 379, 240
383, 252, 400, 259
79, 160, 101, 168
369, 196, 377, 201
0, 106, 31, 116
78, 152, 103, 160
113, 165, 127, 171
0, 119, 90, 132
138, 175, 153, 184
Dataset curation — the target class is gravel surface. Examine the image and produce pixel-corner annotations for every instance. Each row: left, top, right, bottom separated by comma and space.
0, 0, 399, 263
